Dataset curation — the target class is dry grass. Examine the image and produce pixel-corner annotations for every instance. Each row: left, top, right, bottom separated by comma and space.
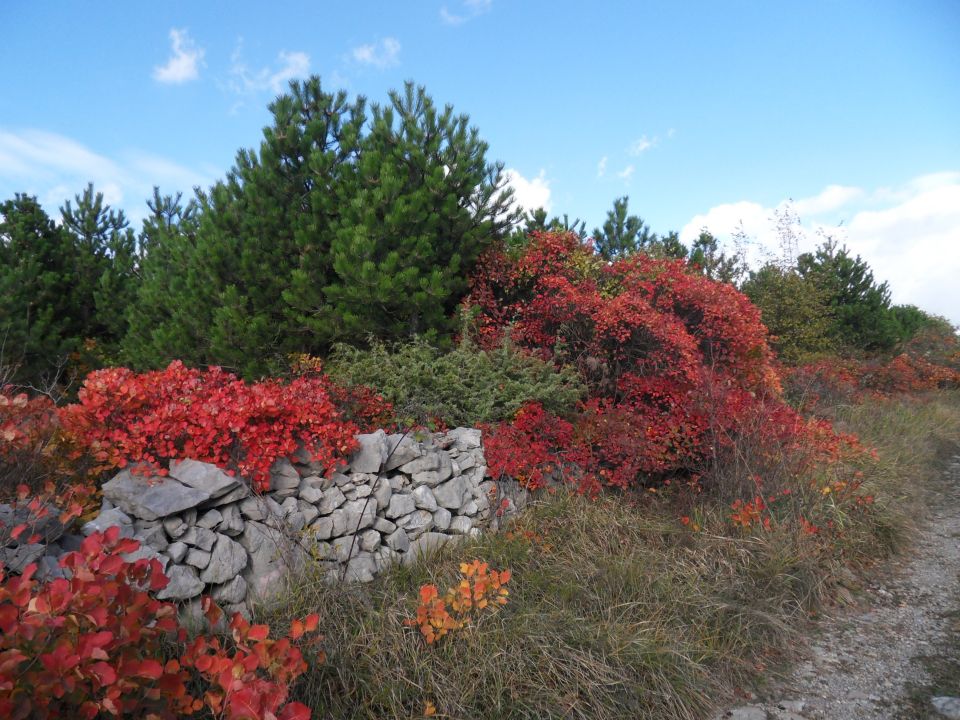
255, 391, 960, 720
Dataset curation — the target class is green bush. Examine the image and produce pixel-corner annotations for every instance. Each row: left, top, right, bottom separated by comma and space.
326, 336, 584, 427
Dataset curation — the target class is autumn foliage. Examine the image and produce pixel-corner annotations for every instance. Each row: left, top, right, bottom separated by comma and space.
468, 231, 790, 492
0, 525, 320, 720
406, 560, 511, 645
56, 361, 365, 492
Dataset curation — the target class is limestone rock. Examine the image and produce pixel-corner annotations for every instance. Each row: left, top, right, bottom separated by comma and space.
448, 516, 473, 535
218, 504, 245, 536
103, 470, 210, 521
373, 516, 396, 534
348, 430, 389, 473
384, 433, 421, 471
359, 529, 380, 552
185, 548, 211, 569
343, 553, 376, 583
200, 534, 248, 584
197, 509, 223, 529
211, 575, 248, 605
180, 526, 217, 551
0, 543, 45, 573
373, 477, 393, 511
163, 515, 187, 539
433, 476, 469, 509
385, 493, 416, 519
412, 485, 438, 512
310, 516, 334, 540
933, 697, 960, 719
385, 528, 410, 553
157, 564, 204, 600
299, 484, 324, 504
398, 510, 433, 538
269, 459, 301, 492
330, 499, 376, 535
318, 487, 346, 514
165, 541, 188, 563
432, 507, 452, 531
401, 532, 452, 566
169, 459, 241, 500
82, 507, 134, 537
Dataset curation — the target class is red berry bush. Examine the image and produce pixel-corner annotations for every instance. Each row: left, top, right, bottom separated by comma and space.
57, 361, 364, 492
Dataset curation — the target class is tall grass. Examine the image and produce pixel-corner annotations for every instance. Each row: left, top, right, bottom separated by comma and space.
257, 392, 959, 719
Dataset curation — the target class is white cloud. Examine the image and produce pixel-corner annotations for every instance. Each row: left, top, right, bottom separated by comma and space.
680, 173, 960, 327
628, 135, 655, 155
441, 0, 492, 25
792, 184, 864, 216
596, 156, 607, 178
617, 165, 635, 181
229, 42, 311, 95
351, 37, 401, 68
504, 168, 551, 213
0, 128, 215, 226
153, 28, 204, 84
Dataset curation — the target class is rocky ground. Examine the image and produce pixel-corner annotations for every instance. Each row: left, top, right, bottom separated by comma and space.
718, 455, 960, 720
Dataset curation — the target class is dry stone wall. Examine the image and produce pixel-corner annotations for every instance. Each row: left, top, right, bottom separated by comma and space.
73, 427, 501, 616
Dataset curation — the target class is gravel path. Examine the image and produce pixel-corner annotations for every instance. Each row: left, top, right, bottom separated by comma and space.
718, 455, 960, 720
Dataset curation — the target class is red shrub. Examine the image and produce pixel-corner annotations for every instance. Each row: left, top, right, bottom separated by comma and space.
57, 361, 361, 492
0, 523, 320, 720
468, 231, 790, 491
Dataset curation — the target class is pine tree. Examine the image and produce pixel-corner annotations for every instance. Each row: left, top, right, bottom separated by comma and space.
122, 188, 202, 368
797, 239, 900, 352
322, 82, 516, 343
59, 183, 139, 350
0, 195, 80, 383
591, 196, 654, 259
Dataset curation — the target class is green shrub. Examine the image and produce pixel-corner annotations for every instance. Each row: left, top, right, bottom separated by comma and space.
326, 336, 584, 427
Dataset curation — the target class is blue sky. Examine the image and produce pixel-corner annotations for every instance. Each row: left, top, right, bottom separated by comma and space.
2, 1, 959, 323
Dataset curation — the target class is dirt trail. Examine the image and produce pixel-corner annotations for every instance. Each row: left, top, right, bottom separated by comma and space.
718, 455, 960, 720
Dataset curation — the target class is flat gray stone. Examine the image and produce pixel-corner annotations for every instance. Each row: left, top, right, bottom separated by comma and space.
348, 430, 389, 473
385, 433, 422, 471
203, 483, 251, 507
197, 509, 223, 529
373, 517, 396, 534
269, 459, 301, 491
310, 516, 334, 540
211, 575, 247, 605
180, 526, 217, 551
385, 528, 410, 553
318, 486, 346, 514
299, 485, 324, 504
433, 476, 469, 509
157, 564, 204, 600
218, 504, 245, 536
399, 451, 441, 476
165, 541, 188, 563
1, 502, 64, 544
373, 477, 393, 511
401, 532, 452, 566
933, 697, 960, 719
359, 529, 380, 552
331, 535, 361, 562
432, 507, 452, 531
163, 515, 187, 539
398, 510, 433, 538
330, 499, 376, 536
385, 493, 416, 519
343, 553, 376, 583
102, 470, 211, 521
185, 548, 211, 569
82, 507, 134, 537
0, 543, 45, 573
412, 485, 438, 512
135, 524, 169, 551
200, 534, 248, 584
448, 516, 473, 535
169, 459, 241, 499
